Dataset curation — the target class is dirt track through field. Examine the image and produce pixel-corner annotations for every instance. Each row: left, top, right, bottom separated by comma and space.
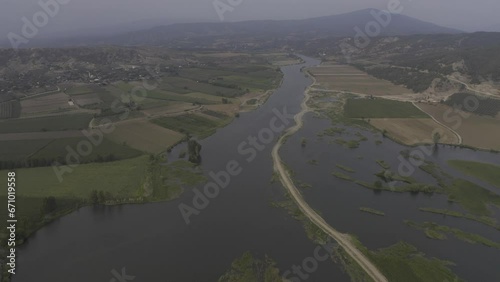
412, 102, 463, 145
271, 73, 388, 282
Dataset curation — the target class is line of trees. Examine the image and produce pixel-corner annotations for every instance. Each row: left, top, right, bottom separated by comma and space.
188, 140, 202, 164
89, 190, 114, 205
0, 154, 117, 170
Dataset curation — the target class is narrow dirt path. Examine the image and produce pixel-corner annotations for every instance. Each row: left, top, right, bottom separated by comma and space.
448, 77, 499, 99
271, 73, 389, 282
412, 102, 463, 145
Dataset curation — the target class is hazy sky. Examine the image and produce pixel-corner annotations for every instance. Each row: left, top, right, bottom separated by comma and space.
1, 0, 499, 38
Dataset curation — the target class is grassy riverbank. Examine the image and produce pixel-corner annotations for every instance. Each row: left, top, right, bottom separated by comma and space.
352, 239, 463, 282
360, 207, 385, 216
448, 160, 500, 188
218, 252, 281, 282
419, 208, 499, 230
0, 155, 206, 249
406, 221, 500, 249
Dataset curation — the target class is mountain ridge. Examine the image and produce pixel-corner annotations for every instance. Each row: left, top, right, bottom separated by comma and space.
1, 9, 463, 48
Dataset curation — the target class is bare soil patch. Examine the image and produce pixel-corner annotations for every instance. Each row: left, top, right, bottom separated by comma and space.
417, 103, 500, 150
310, 65, 412, 96
370, 118, 460, 145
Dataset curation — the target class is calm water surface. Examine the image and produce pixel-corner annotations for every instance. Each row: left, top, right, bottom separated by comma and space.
14, 56, 352, 282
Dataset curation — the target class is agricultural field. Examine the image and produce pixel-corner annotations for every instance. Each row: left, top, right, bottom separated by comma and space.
3, 156, 150, 199
91, 110, 145, 126
141, 102, 199, 117
70, 93, 102, 107
0, 130, 84, 141
0, 100, 21, 119
64, 85, 96, 96
152, 113, 232, 139
0, 155, 206, 246
30, 136, 142, 162
158, 77, 245, 97
310, 64, 412, 96
337, 97, 461, 146
185, 92, 236, 103
147, 88, 219, 104
0, 113, 92, 133
444, 92, 500, 117
0, 135, 141, 169
344, 98, 429, 119
370, 118, 459, 145
417, 103, 500, 150
106, 119, 185, 153
204, 103, 240, 116
65, 84, 118, 108
259, 53, 304, 66
0, 139, 53, 162
20, 92, 75, 116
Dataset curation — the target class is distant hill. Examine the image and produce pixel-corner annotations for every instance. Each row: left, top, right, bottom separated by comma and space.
103, 9, 461, 46
0, 9, 462, 48
480, 23, 500, 32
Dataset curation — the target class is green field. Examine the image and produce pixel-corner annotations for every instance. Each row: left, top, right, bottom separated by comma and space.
159, 77, 244, 97
31, 137, 143, 163
218, 252, 281, 282
0, 137, 142, 167
178, 67, 235, 81
0, 156, 205, 201
0, 156, 150, 246
445, 179, 500, 216
152, 114, 231, 139
65, 85, 95, 96
353, 239, 462, 282
0, 156, 206, 249
448, 160, 500, 188
407, 221, 500, 249
146, 89, 218, 104
179, 66, 279, 92
2, 156, 149, 199
0, 139, 53, 162
344, 98, 429, 119
0, 113, 92, 133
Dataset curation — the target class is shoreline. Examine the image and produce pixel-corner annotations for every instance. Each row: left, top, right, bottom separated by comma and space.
271, 67, 389, 282
0, 66, 289, 281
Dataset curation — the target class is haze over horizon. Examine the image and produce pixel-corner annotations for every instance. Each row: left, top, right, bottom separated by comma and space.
1, 0, 500, 40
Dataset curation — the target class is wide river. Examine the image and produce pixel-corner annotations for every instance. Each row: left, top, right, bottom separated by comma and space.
14, 56, 352, 281
14, 55, 500, 282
